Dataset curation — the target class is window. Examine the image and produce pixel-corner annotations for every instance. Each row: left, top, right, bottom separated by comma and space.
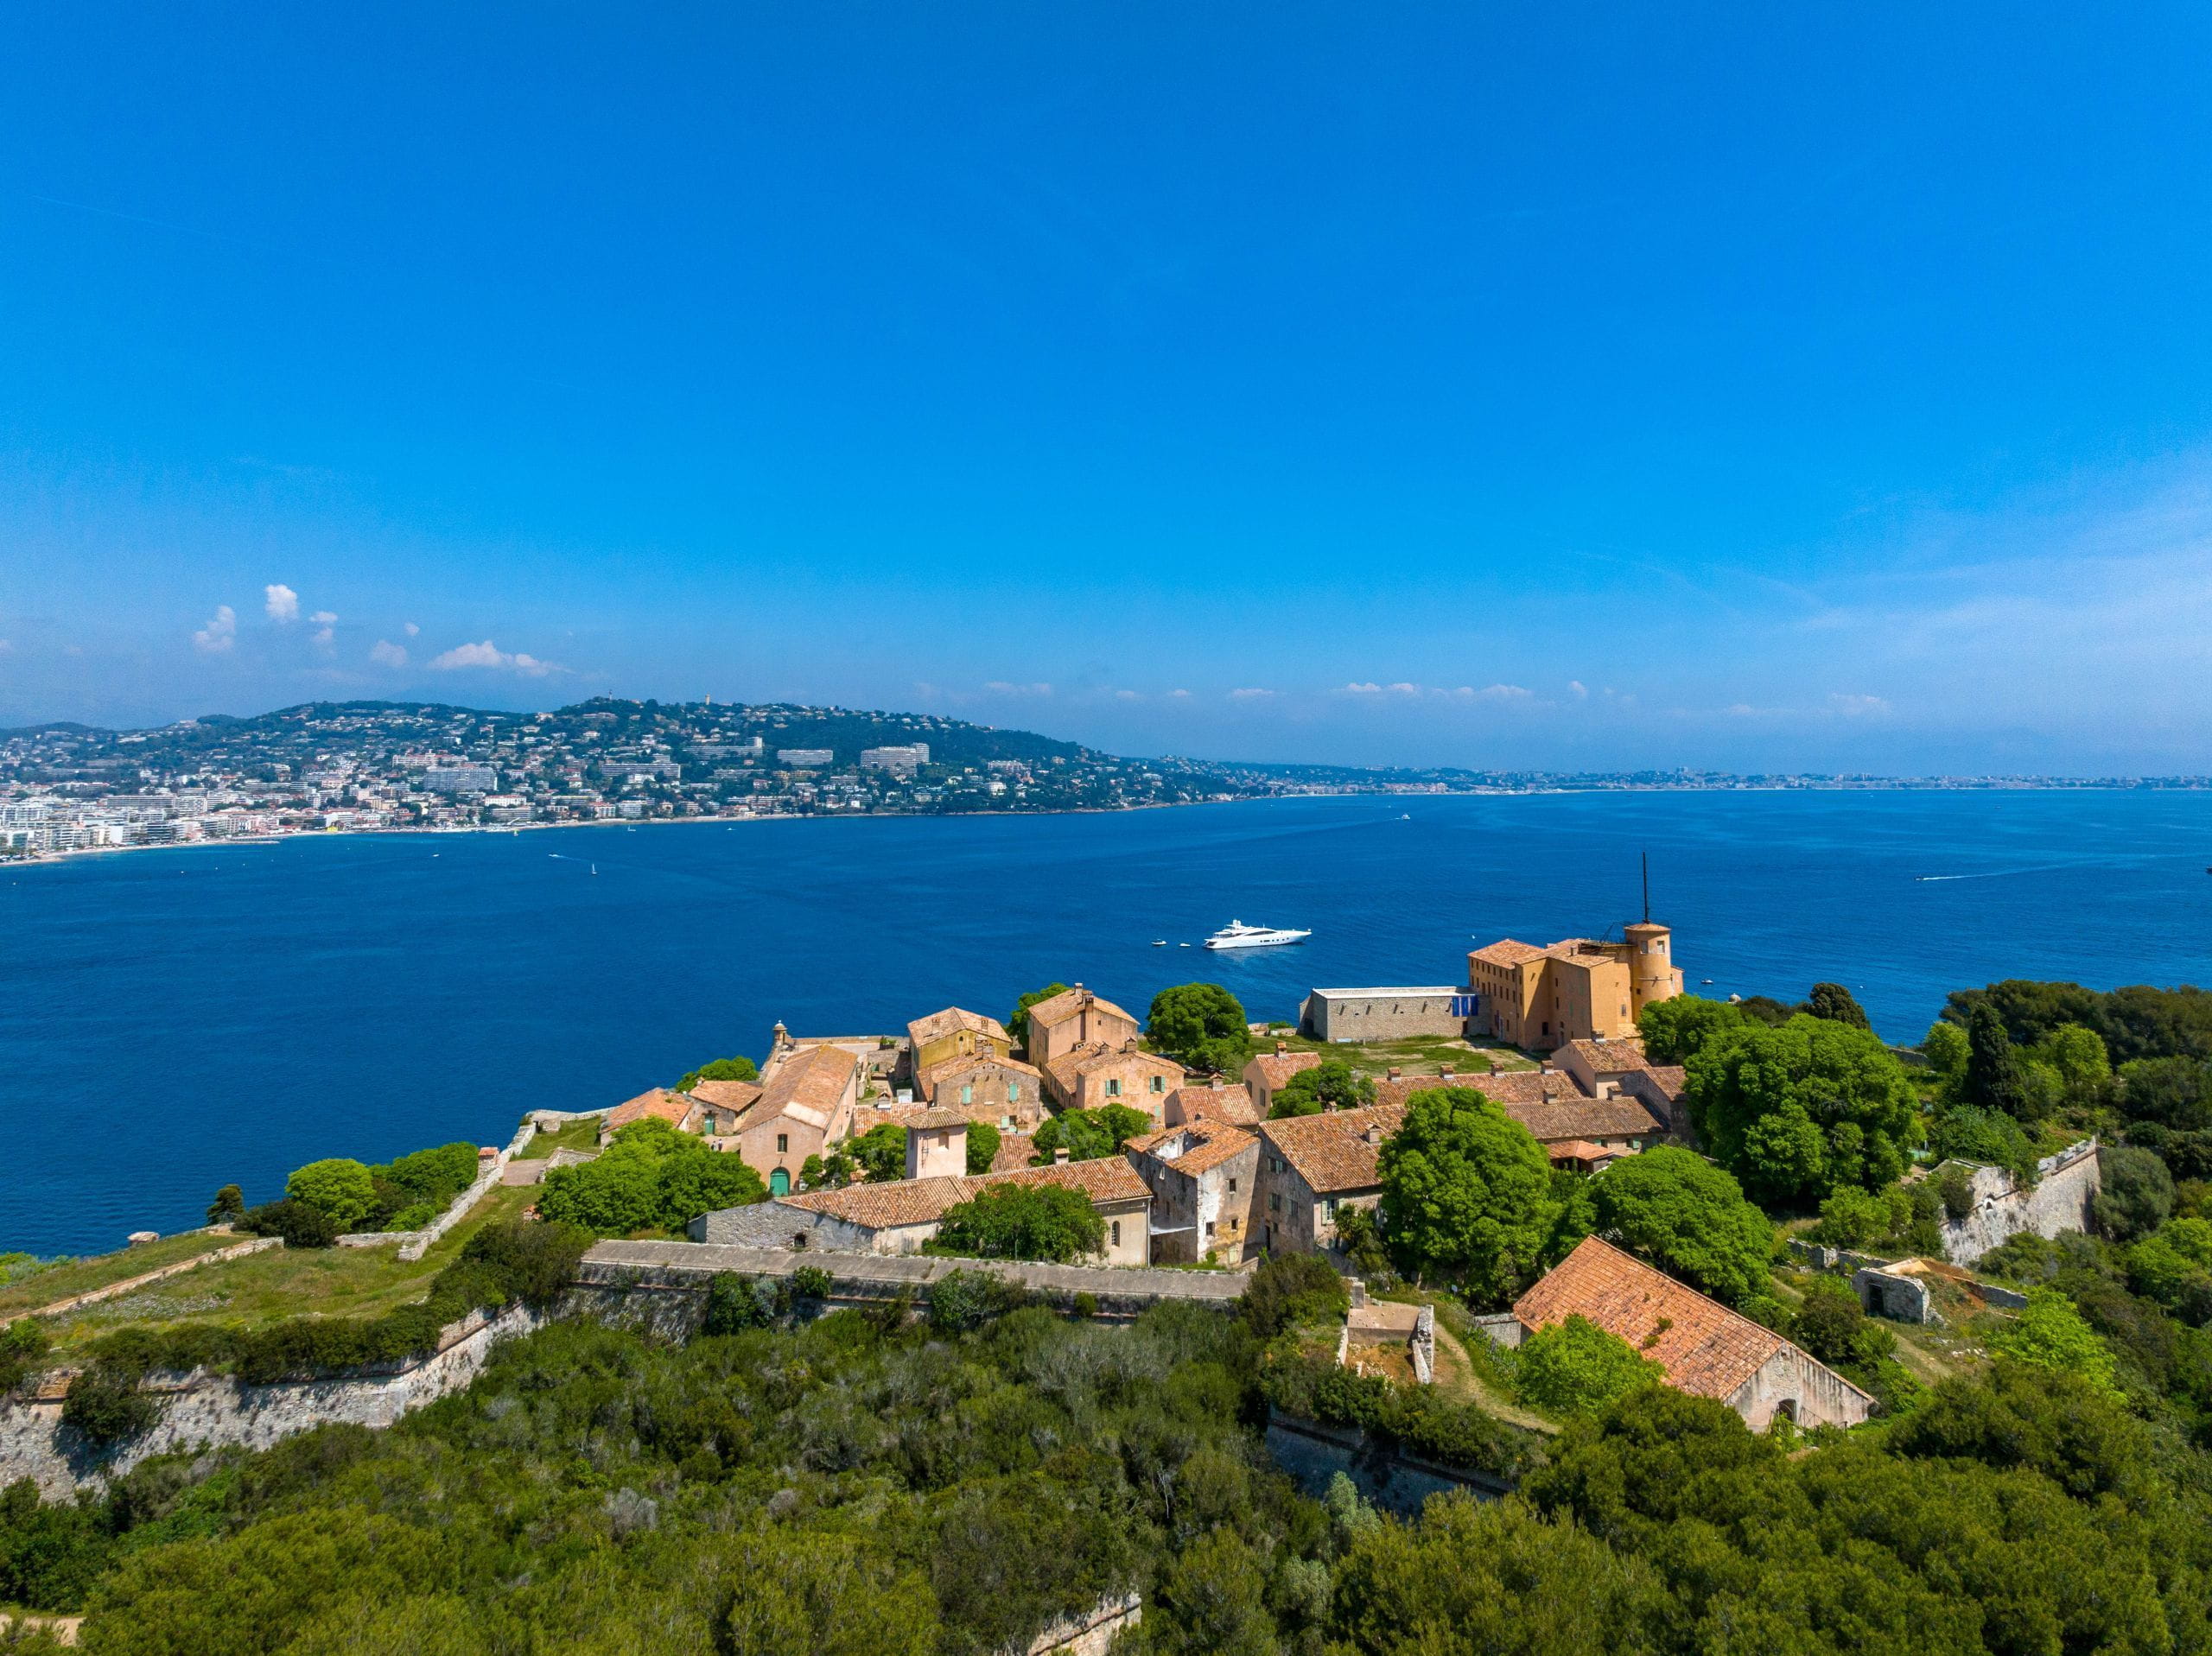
1325, 1198, 1339, 1220
1106, 1078, 1122, 1097
1111, 1221, 1121, 1246
1150, 1075, 1164, 1094
961, 1083, 974, 1104
1007, 1082, 1019, 1103
776, 1133, 788, 1154
1227, 1177, 1237, 1193
1205, 1221, 1216, 1239
1269, 1194, 1281, 1214
1001, 1114, 1014, 1130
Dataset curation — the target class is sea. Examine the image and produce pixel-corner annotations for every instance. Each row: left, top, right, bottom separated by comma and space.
5, 789, 2211, 1256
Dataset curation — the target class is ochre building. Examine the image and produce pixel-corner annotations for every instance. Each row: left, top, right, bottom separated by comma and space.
1466, 921, 1683, 1049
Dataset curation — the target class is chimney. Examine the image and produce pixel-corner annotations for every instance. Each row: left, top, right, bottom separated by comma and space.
1274, 1039, 1287, 1056
1053, 1147, 1071, 1164
1439, 1063, 1454, 1077
1363, 1125, 1382, 1145
1387, 1066, 1401, 1080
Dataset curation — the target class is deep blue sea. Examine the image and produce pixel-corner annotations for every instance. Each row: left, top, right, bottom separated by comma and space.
6, 790, 2212, 1255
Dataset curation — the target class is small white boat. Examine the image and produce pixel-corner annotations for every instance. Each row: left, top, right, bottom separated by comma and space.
1204, 919, 1312, 950
1152, 939, 1166, 947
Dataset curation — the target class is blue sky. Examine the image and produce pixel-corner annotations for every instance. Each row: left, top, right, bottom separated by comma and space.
3, 4, 2211, 772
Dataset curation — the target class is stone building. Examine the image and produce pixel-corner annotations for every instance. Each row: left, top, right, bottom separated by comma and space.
1300, 987, 1469, 1043
900, 1111, 972, 1179
1243, 1046, 1322, 1116
906, 1006, 1014, 1081
1255, 1103, 1405, 1256
1512, 1238, 1873, 1431
1126, 1122, 1260, 1265
1024, 985, 1141, 1070
1044, 1042, 1185, 1118
598, 1088, 700, 1144
693, 1156, 1154, 1265
733, 1042, 861, 1196
1465, 922, 1683, 1049
915, 1052, 1044, 1130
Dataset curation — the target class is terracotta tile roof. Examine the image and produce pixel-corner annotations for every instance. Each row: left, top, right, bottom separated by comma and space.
906, 1006, 1010, 1047
1027, 986, 1136, 1031
605, 1088, 692, 1133
1564, 1037, 1651, 1073
1168, 1083, 1259, 1126
687, 1077, 765, 1111
1046, 1040, 1181, 1094
901, 1107, 976, 1130
1128, 1123, 1257, 1177
1514, 1238, 1845, 1404
1470, 938, 1548, 968
1466, 1069, 1584, 1107
750, 1044, 858, 1132
1259, 1103, 1407, 1196
1641, 1064, 1687, 1100
781, 1153, 1150, 1231
1244, 1050, 1323, 1089
1501, 1094, 1666, 1145
989, 1133, 1036, 1174
1546, 1139, 1611, 1162
1370, 1074, 1489, 1111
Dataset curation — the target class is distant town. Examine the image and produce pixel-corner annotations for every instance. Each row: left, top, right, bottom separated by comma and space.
3, 694, 2205, 858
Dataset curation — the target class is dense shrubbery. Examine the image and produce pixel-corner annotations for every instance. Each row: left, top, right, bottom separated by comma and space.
537, 1118, 766, 1235
1268, 1059, 1375, 1119
1146, 982, 1252, 1076
1511, 1315, 1662, 1417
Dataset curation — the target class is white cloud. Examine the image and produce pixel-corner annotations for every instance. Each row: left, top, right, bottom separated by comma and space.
264, 584, 300, 623
1473, 683, 1533, 701
1828, 692, 1892, 718
1167, 688, 1192, 700
404, 621, 420, 637
192, 605, 237, 653
1228, 688, 1274, 701
982, 681, 1053, 696
1114, 688, 1141, 701
309, 610, 337, 647
429, 639, 560, 676
1341, 682, 1383, 695
369, 639, 410, 668
1568, 680, 1588, 699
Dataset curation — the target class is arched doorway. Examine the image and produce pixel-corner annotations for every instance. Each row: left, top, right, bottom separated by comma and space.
769, 1166, 791, 1196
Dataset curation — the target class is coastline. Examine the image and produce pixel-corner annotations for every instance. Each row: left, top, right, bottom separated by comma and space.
8, 777, 2204, 874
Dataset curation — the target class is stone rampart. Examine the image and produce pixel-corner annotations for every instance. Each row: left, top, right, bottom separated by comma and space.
0, 1303, 540, 1499
1938, 1139, 2101, 1265
0, 1237, 281, 1329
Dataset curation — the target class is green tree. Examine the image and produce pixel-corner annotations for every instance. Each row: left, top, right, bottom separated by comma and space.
677, 1054, 760, 1092
846, 1123, 907, 1183
1684, 1016, 1916, 1208
1585, 1146, 1775, 1306
2033, 1023, 2110, 1106
537, 1119, 766, 1234
1006, 982, 1071, 1053
1789, 1277, 1893, 1372
1925, 1104, 2037, 1183
1799, 981, 1870, 1028
1030, 1105, 1150, 1163
2094, 1144, 2174, 1242
205, 1185, 245, 1226
1636, 994, 1743, 1065
1961, 1003, 2036, 1119
1268, 1059, 1376, 1119
1515, 1315, 1664, 1416
1992, 1290, 2120, 1396
1378, 1088, 1558, 1305
1944, 979, 2101, 1049
284, 1159, 378, 1233
1150, 1528, 1278, 1656
931, 1184, 1105, 1262
1147, 982, 1252, 1075
964, 1120, 1001, 1175
1922, 1018, 1970, 1081
1240, 1252, 1351, 1338
60, 1363, 158, 1445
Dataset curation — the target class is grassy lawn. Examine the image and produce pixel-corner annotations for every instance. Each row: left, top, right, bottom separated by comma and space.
0, 1231, 244, 1319
33, 1183, 537, 1355
1252, 1031, 1538, 1076
512, 1119, 601, 1160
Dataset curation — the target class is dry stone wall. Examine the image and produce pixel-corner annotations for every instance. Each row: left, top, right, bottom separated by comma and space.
1938, 1139, 2101, 1265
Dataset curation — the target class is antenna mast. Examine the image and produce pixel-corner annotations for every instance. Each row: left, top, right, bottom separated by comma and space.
1641, 851, 1649, 924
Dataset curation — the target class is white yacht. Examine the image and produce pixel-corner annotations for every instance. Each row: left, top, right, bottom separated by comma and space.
1204, 919, 1312, 950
